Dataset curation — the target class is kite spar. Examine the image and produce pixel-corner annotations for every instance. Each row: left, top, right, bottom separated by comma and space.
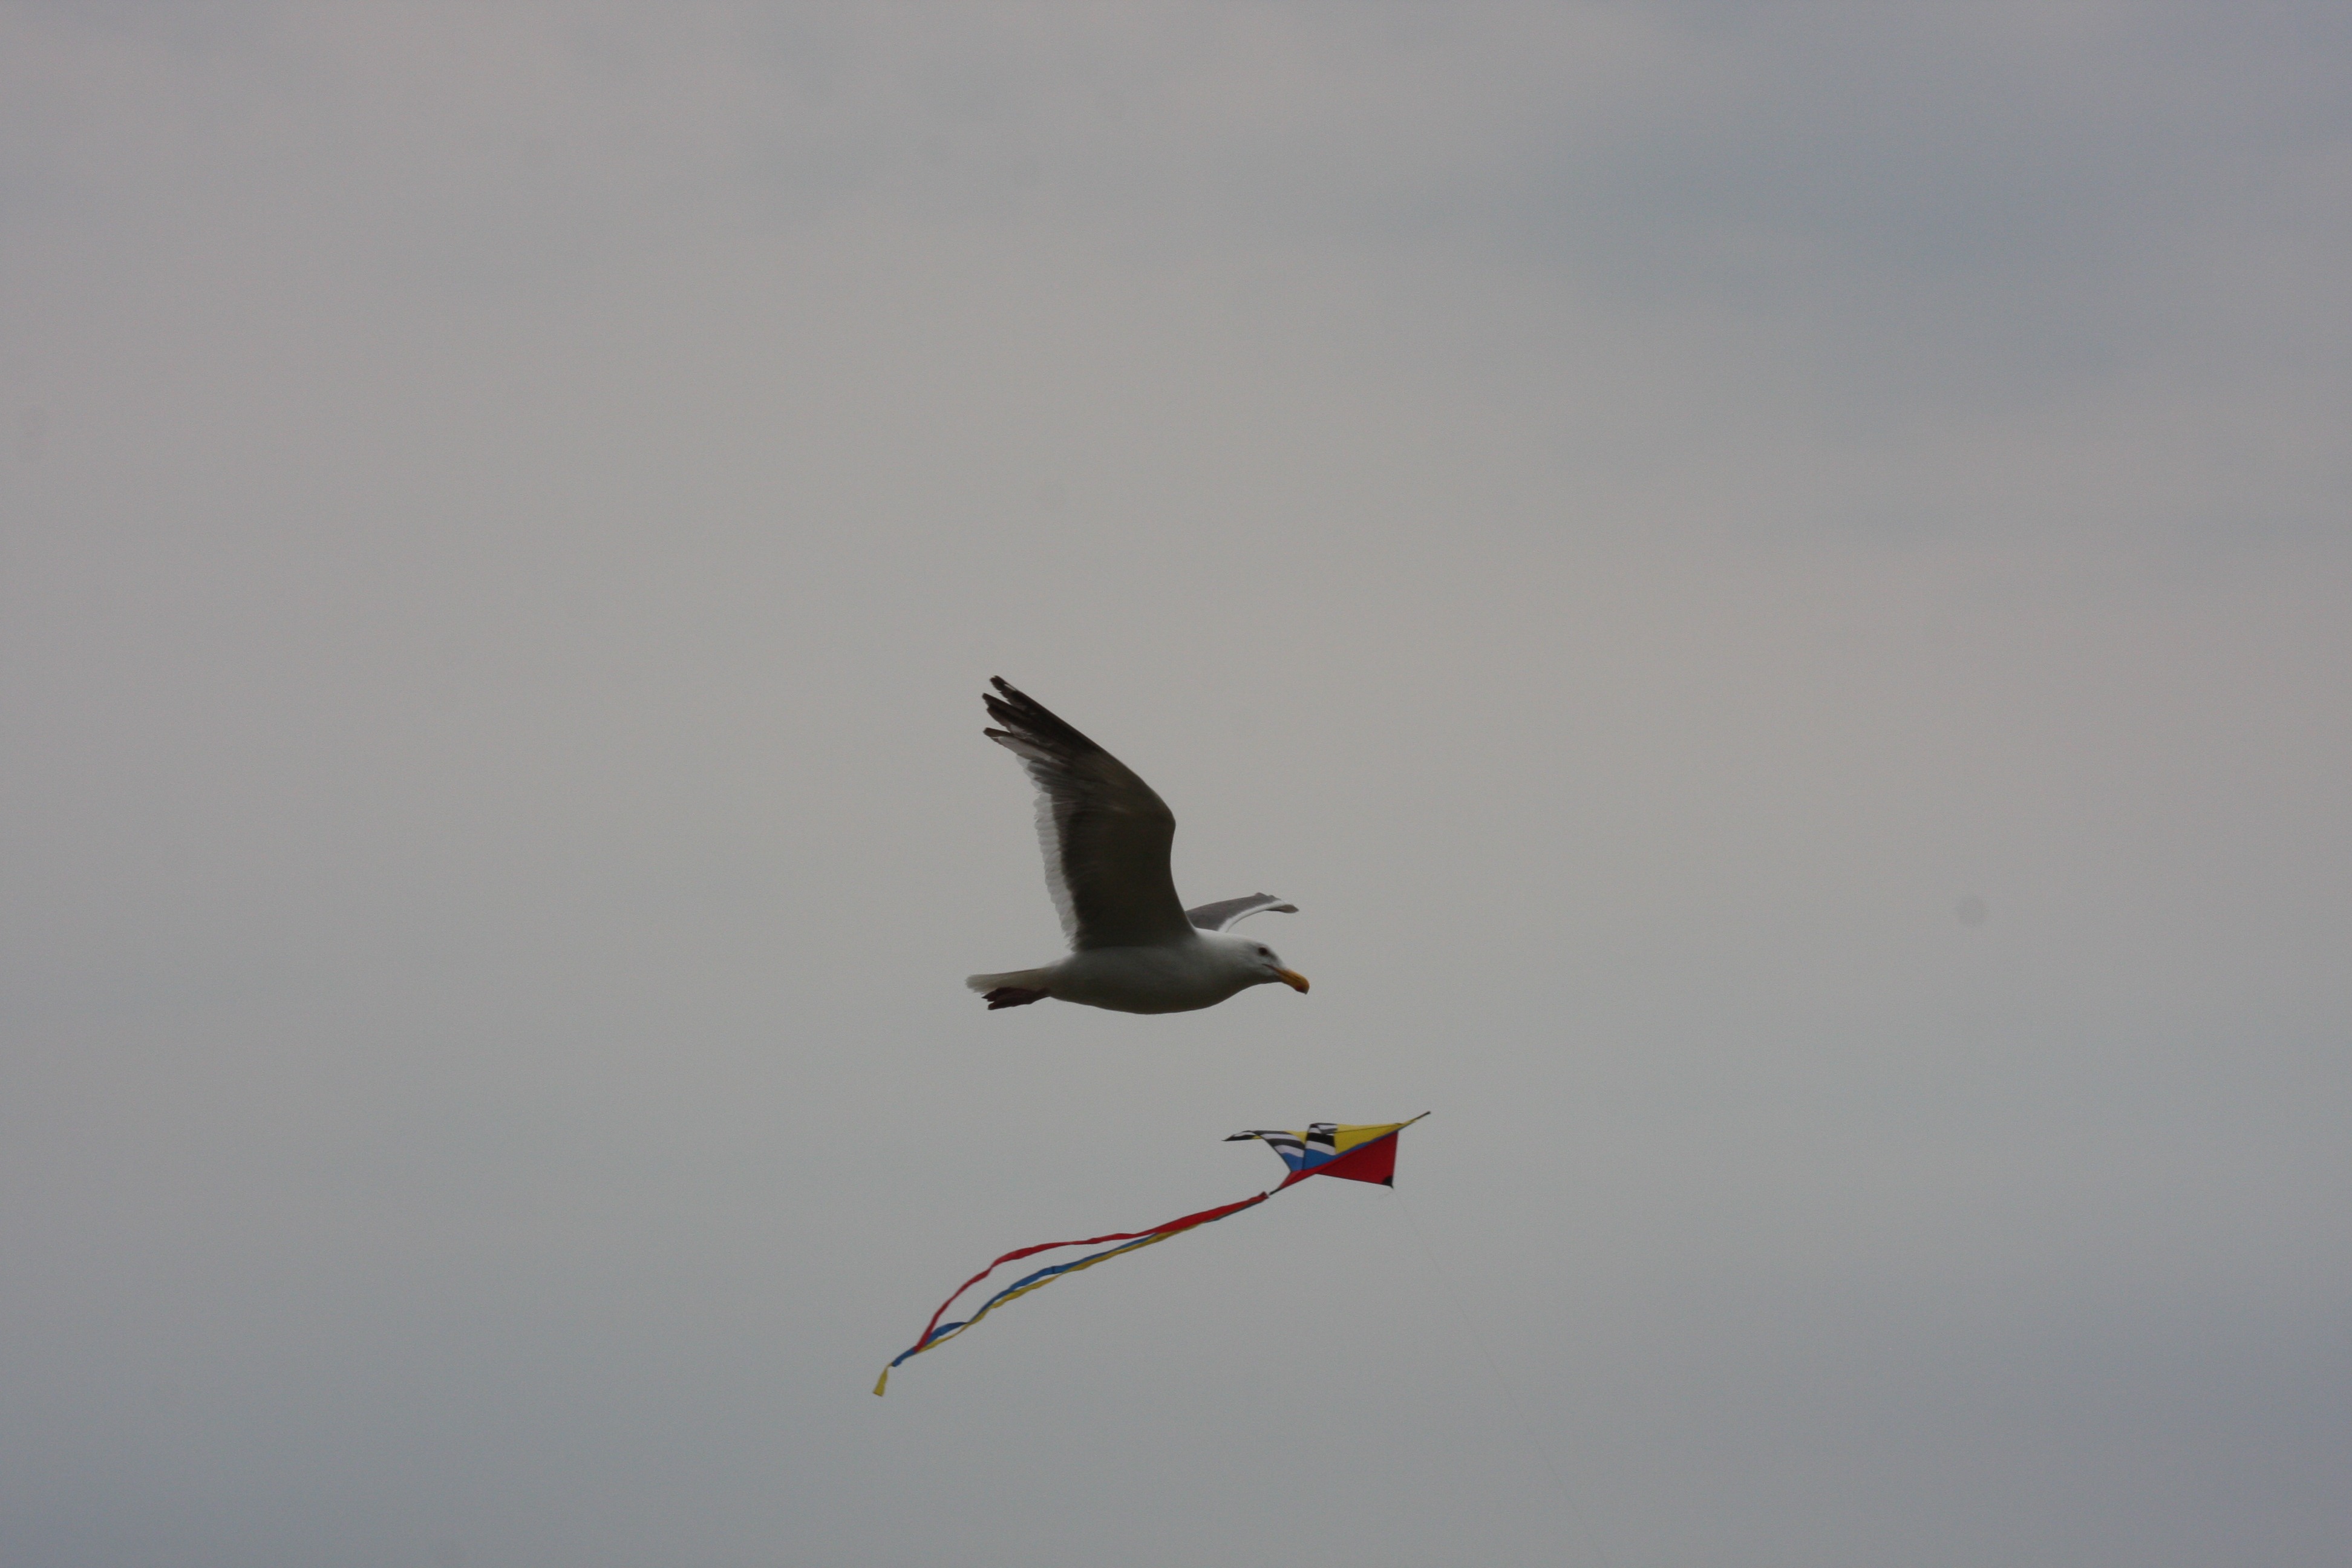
875, 1115, 1428, 1394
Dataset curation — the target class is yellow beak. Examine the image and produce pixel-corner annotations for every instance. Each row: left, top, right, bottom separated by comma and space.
1275, 968, 1310, 993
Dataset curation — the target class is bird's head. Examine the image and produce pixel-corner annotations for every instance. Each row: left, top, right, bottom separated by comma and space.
1233, 935, 1309, 995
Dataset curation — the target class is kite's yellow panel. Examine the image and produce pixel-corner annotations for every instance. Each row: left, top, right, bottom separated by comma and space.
1330, 1122, 1413, 1153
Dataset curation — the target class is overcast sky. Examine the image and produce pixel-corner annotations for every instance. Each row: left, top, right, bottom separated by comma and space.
4, 6, 2348, 1566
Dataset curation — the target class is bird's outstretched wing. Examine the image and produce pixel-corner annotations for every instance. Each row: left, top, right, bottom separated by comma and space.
983, 679, 1194, 950
1184, 893, 1299, 932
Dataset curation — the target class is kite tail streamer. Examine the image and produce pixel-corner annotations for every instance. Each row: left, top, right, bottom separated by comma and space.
875, 1191, 1272, 1393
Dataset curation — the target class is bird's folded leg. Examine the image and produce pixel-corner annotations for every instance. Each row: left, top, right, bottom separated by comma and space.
983, 986, 1049, 1010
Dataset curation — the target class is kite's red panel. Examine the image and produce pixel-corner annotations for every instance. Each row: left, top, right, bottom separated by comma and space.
1278, 1133, 1398, 1188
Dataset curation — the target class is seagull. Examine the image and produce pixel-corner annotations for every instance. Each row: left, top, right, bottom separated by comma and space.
965, 678, 1310, 1014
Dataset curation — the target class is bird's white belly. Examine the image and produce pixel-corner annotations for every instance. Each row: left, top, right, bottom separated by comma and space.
1049, 944, 1247, 1014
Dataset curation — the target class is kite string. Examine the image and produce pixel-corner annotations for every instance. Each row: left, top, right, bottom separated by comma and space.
1390, 1189, 1619, 1568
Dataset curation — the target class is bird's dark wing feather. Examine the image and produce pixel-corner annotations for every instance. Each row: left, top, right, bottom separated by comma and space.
1184, 893, 1299, 932
983, 678, 1193, 950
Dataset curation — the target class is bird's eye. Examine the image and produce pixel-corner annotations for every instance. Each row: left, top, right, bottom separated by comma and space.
1256, 947, 1270, 957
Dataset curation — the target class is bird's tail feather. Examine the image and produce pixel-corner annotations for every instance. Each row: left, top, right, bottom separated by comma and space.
965, 967, 1056, 995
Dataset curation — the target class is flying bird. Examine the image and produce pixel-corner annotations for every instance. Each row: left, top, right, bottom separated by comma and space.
965, 678, 1309, 1014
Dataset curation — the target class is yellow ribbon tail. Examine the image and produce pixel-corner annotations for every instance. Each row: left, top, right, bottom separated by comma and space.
872, 1368, 890, 1397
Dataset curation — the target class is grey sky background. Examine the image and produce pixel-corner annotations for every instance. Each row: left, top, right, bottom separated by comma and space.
4, 6, 2348, 1566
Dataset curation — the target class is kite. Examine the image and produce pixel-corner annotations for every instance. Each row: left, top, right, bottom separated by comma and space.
874, 1115, 1428, 1394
